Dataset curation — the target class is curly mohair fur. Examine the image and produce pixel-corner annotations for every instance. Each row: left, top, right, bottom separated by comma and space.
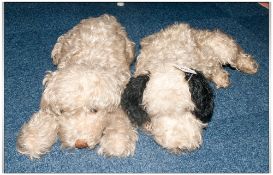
122, 65, 213, 153
135, 23, 258, 88
16, 14, 137, 159
121, 74, 150, 126
121, 71, 213, 126
123, 23, 258, 153
185, 71, 214, 123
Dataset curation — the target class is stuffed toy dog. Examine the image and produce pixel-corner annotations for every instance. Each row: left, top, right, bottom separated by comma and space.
122, 23, 258, 153
17, 14, 137, 159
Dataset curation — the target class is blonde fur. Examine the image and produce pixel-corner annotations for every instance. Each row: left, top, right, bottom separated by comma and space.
16, 110, 58, 159
17, 14, 137, 158
135, 23, 258, 152
135, 23, 258, 88
142, 65, 206, 152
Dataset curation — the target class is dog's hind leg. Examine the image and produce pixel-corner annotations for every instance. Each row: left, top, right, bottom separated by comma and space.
230, 47, 259, 74
200, 30, 258, 74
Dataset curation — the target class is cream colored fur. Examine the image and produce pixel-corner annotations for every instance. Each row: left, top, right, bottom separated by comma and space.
135, 23, 258, 88
141, 65, 206, 152
17, 14, 137, 159
135, 23, 258, 153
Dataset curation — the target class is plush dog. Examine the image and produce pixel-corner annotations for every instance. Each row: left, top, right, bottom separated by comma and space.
17, 14, 137, 159
121, 23, 258, 153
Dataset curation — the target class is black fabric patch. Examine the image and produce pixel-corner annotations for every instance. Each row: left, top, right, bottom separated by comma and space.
185, 71, 214, 123
121, 74, 150, 126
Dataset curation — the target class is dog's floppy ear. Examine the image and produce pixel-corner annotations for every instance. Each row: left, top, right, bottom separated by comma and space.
121, 74, 150, 126
185, 71, 214, 123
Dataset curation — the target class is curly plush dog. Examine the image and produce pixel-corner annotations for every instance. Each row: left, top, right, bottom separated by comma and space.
17, 14, 137, 159
121, 23, 258, 153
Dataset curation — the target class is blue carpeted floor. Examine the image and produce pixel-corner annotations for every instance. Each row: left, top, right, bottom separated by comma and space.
4, 2, 269, 173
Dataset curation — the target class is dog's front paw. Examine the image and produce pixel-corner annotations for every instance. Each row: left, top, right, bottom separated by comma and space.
98, 130, 137, 157
17, 134, 48, 159
16, 111, 58, 159
151, 114, 205, 153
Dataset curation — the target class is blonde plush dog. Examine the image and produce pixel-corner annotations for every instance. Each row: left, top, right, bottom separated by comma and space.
122, 23, 258, 153
17, 14, 137, 159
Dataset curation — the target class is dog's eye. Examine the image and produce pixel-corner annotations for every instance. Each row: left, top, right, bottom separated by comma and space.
60, 109, 64, 114
90, 108, 97, 113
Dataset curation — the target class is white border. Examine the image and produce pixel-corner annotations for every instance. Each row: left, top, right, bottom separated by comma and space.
1, 1, 271, 174
1, 1, 4, 174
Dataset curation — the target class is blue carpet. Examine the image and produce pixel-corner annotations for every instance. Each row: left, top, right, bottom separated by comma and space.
4, 2, 269, 173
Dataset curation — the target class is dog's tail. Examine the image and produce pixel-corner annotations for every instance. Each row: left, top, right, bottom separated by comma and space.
185, 71, 214, 123
121, 74, 150, 126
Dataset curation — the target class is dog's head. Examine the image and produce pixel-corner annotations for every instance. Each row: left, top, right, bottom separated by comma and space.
40, 64, 127, 118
